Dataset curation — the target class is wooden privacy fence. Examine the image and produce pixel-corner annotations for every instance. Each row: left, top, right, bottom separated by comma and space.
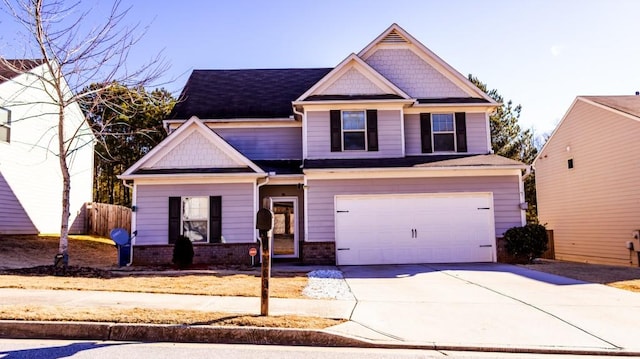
86, 202, 131, 237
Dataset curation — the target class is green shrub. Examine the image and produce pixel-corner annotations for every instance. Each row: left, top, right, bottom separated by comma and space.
172, 235, 194, 269
504, 224, 548, 263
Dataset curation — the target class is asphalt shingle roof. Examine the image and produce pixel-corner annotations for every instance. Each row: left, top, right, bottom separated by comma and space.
582, 96, 640, 119
169, 68, 332, 120
0, 59, 43, 84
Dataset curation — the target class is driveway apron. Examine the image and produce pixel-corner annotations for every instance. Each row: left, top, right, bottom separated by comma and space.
340, 263, 640, 351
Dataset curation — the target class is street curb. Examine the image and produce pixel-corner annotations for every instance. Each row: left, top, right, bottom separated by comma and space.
1, 320, 640, 356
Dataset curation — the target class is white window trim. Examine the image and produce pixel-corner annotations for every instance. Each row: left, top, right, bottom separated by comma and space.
431, 113, 457, 153
0, 107, 10, 143
181, 196, 210, 243
341, 110, 367, 151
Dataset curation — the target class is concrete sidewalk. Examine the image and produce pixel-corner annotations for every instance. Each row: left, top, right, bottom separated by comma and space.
1, 264, 640, 356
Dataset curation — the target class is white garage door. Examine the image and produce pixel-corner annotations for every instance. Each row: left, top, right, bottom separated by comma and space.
335, 193, 496, 265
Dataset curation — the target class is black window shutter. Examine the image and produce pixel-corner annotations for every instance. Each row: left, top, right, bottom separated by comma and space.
420, 113, 432, 153
209, 196, 222, 243
366, 109, 378, 151
455, 112, 467, 153
330, 110, 341, 152
168, 197, 181, 244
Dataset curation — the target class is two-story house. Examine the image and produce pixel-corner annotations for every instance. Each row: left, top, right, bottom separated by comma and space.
120, 24, 527, 266
0, 59, 94, 235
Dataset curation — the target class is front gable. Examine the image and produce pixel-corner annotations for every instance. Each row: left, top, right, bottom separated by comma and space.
121, 116, 263, 178
359, 24, 494, 102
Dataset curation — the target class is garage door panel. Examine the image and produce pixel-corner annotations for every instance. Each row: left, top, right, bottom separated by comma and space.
335, 193, 496, 265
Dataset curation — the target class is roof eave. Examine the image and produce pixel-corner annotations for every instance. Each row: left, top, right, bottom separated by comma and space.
118, 172, 265, 181
293, 99, 415, 106
304, 164, 527, 173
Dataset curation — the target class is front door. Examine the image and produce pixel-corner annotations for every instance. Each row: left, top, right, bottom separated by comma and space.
270, 197, 298, 258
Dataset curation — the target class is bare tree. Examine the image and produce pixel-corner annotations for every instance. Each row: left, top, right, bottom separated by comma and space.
0, 0, 167, 265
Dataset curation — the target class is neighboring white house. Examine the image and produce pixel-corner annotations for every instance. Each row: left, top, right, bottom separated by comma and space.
534, 96, 640, 266
0, 59, 94, 235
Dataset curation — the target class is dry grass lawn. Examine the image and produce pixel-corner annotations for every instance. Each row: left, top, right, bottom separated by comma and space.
0, 235, 341, 328
0, 235, 308, 298
0, 305, 342, 328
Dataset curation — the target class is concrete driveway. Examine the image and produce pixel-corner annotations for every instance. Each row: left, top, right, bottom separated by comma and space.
336, 263, 640, 353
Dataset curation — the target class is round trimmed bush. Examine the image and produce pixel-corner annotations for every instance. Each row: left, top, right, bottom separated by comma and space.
172, 235, 194, 269
504, 224, 548, 263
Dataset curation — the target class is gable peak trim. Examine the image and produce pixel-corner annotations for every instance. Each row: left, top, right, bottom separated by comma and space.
381, 29, 410, 44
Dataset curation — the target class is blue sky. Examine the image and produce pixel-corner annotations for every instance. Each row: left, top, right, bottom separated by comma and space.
2, 0, 639, 135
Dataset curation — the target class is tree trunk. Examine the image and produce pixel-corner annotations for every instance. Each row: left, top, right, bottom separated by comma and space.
57, 104, 71, 267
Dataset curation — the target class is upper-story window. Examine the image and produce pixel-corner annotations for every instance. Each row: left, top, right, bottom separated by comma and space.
432, 114, 455, 151
330, 109, 378, 152
0, 108, 10, 143
420, 112, 467, 153
342, 111, 366, 150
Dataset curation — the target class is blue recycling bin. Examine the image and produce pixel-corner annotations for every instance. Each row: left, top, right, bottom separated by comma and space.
117, 243, 131, 267
110, 228, 131, 267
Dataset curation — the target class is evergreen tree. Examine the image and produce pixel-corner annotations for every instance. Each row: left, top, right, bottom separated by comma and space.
81, 83, 175, 206
469, 75, 538, 222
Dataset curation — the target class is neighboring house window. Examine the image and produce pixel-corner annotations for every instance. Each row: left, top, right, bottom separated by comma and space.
567, 158, 574, 169
0, 108, 10, 143
420, 112, 467, 153
168, 196, 222, 244
330, 109, 378, 152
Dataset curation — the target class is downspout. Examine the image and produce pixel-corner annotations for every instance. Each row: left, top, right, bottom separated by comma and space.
292, 105, 306, 159
121, 179, 135, 266
520, 165, 532, 225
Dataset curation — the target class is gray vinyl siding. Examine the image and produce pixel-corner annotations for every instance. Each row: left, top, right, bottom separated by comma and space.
134, 183, 254, 245
214, 127, 302, 160
306, 110, 403, 159
465, 113, 490, 153
306, 176, 522, 242
536, 100, 640, 266
0, 171, 38, 234
404, 112, 489, 155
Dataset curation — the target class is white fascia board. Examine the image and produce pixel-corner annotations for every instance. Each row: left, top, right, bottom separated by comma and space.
119, 172, 265, 184
304, 167, 523, 180
293, 100, 414, 110
265, 174, 305, 185
163, 118, 301, 131
405, 103, 499, 114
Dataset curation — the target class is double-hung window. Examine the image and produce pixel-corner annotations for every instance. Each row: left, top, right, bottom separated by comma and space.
182, 197, 209, 242
0, 108, 10, 143
342, 111, 366, 151
168, 196, 222, 244
330, 109, 378, 152
420, 112, 467, 153
432, 113, 455, 152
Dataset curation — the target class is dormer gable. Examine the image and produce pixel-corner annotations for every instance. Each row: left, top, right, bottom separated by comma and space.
296, 54, 411, 103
